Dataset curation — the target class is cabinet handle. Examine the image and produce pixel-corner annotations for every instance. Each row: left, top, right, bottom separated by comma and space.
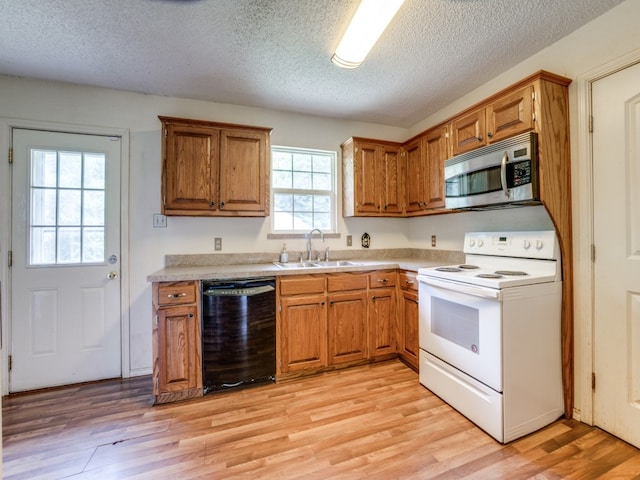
330, 300, 334, 305
210, 201, 215, 207
477, 136, 483, 142
384, 204, 388, 210
377, 278, 389, 284
372, 295, 376, 300
220, 201, 225, 208
321, 301, 325, 306
188, 313, 194, 318
405, 280, 415, 285
168, 293, 187, 298
487, 132, 493, 138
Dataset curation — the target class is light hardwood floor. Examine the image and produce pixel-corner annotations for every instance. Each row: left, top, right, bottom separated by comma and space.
3, 360, 640, 479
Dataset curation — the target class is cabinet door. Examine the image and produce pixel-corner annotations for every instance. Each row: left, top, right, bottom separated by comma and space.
486, 85, 534, 144
280, 295, 327, 373
155, 305, 201, 394
369, 287, 397, 357
163, 124, 218, 212
424, 127, 448, 210
380, 145, 404, 215
404, 137, 427, 214
355, 141, 381, 214
399, 289, 419, 370
219, 129, 269, 213
328, 290, 368, 364
451, 109, 486, 155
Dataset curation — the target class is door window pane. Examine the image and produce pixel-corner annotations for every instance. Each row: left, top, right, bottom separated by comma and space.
29, 148, 106, 265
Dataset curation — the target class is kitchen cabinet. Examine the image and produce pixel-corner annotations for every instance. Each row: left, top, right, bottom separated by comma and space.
398, 271, 419, 370
450, 85, 534, 155
405, 127, 448, 215
327, 273, 368, 365
277, 275, 327, 374
368, 271, 397, 358
342, 137, 404, 217
159, 116, 272, 217
152, 281, 203, 404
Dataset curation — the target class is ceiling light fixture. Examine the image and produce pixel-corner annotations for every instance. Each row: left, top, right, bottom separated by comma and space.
331, 0, 406, 69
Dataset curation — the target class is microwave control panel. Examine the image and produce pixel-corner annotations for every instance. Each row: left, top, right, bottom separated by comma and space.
508, 160, 532, 187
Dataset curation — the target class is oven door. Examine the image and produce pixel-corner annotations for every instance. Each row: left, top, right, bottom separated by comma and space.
417, 275, 502, 392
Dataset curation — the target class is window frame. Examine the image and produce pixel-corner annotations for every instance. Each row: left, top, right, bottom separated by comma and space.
270, 145, 338, 235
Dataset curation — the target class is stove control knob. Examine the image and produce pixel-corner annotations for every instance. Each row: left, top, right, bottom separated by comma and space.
477, 239, 484, 247
523, 240, 531, 250
536, 240, 544, 250
469, 239, 476, 247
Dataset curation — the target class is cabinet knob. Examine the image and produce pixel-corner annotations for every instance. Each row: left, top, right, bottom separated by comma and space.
487, 132, 493, 138
188, 313, 194, 318
477, 136, 483, 142
220, 201, 225, 208
210, 201, 215, 207
377, 278, 389, 283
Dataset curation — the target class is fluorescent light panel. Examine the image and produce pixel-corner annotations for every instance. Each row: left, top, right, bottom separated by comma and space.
331, 0, 406, 69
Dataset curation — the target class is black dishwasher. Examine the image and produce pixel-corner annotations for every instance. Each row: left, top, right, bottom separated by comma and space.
201, 277, 276, 393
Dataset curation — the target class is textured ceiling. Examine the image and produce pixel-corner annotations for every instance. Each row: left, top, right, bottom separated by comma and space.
0, 0, 625, 127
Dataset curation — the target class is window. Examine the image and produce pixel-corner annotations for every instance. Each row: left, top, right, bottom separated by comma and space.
271, 146, 337, 233
29, 148, 106, 265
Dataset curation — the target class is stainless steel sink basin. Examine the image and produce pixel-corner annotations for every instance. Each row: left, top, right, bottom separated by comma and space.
312, 260, 361, 267
273, 261, 320, 269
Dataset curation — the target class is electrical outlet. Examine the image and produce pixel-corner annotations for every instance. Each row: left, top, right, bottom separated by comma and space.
431, 235, 436, 247
347, 235, 352, 246
214, 238, 222, 251
153, 213, 167, 228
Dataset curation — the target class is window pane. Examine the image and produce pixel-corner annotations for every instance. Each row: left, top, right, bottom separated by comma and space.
31, 188, 57, 225
292, 171, 312, 189
272, 151, 292, 170
293, 194, 312, 212
58, 227, 81, 263
314, 213, 332, 230
313, 156, 332, 173
293, 153, 312, 171
293, 213, 312, 230
82, 227, 104, 262
84, 153, 105, 189
58, 190, 82, 225
274, 193, 293, 212
30, 227, 56, 264
31, 150, 58, 187
272, 170, 292, 189
59, 152, 82, 188
312, 172, 331, 190
83, 191, 104, 226
314, 195, 331, 212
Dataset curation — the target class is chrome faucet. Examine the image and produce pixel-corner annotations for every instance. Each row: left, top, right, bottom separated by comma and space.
306, 228, 324, 260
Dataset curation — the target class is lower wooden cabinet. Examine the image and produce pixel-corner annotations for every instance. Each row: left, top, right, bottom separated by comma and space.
280, 294, 327, 372
152, 281, 203, 404
369, 271, 397, 358
328, 289, 368, 365
398, 271, 419, 370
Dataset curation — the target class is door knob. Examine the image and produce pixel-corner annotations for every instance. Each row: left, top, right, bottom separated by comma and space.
108, 271, 118, 280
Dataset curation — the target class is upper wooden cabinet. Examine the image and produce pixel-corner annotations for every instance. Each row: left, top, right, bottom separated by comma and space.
342, 138, 404, 217
159, 116, 272, 217
450, 85, 535, 156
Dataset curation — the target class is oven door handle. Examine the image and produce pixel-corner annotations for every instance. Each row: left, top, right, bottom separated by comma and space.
417, 275, 502, 300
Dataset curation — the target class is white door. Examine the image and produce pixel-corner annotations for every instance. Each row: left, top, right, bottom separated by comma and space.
10, 129, 122, 392
592, 61, 640, 447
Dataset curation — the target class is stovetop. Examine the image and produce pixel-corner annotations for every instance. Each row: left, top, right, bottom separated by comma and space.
418, 231, 561, 289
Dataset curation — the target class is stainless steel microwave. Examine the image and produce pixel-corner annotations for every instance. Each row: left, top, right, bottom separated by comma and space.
445, 132, 539, 209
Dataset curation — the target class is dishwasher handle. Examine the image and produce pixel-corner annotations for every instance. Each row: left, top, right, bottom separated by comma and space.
203, 284, 275, 297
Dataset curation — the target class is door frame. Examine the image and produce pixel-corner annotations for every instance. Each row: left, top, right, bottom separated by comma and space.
0, 118, 130, 395
574, 50, 640, 425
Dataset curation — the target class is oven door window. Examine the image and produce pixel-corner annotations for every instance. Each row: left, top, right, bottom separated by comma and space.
431, 297, 480, 354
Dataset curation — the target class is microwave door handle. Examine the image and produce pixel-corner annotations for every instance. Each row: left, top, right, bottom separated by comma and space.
500, 151, 511, 198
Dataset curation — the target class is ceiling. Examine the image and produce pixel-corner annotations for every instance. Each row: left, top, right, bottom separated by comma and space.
0, 0, 625, 128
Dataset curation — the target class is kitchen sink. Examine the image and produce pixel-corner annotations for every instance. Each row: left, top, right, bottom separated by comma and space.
273, 261, 320, 269
311, 260, 361, 267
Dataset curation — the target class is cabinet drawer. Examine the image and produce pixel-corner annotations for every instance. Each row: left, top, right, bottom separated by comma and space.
327, 273, 368, 292
155, 282, 197, 307
279, 275, 326, 296
369, 271, 397, 289
399, 271, 418, 291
